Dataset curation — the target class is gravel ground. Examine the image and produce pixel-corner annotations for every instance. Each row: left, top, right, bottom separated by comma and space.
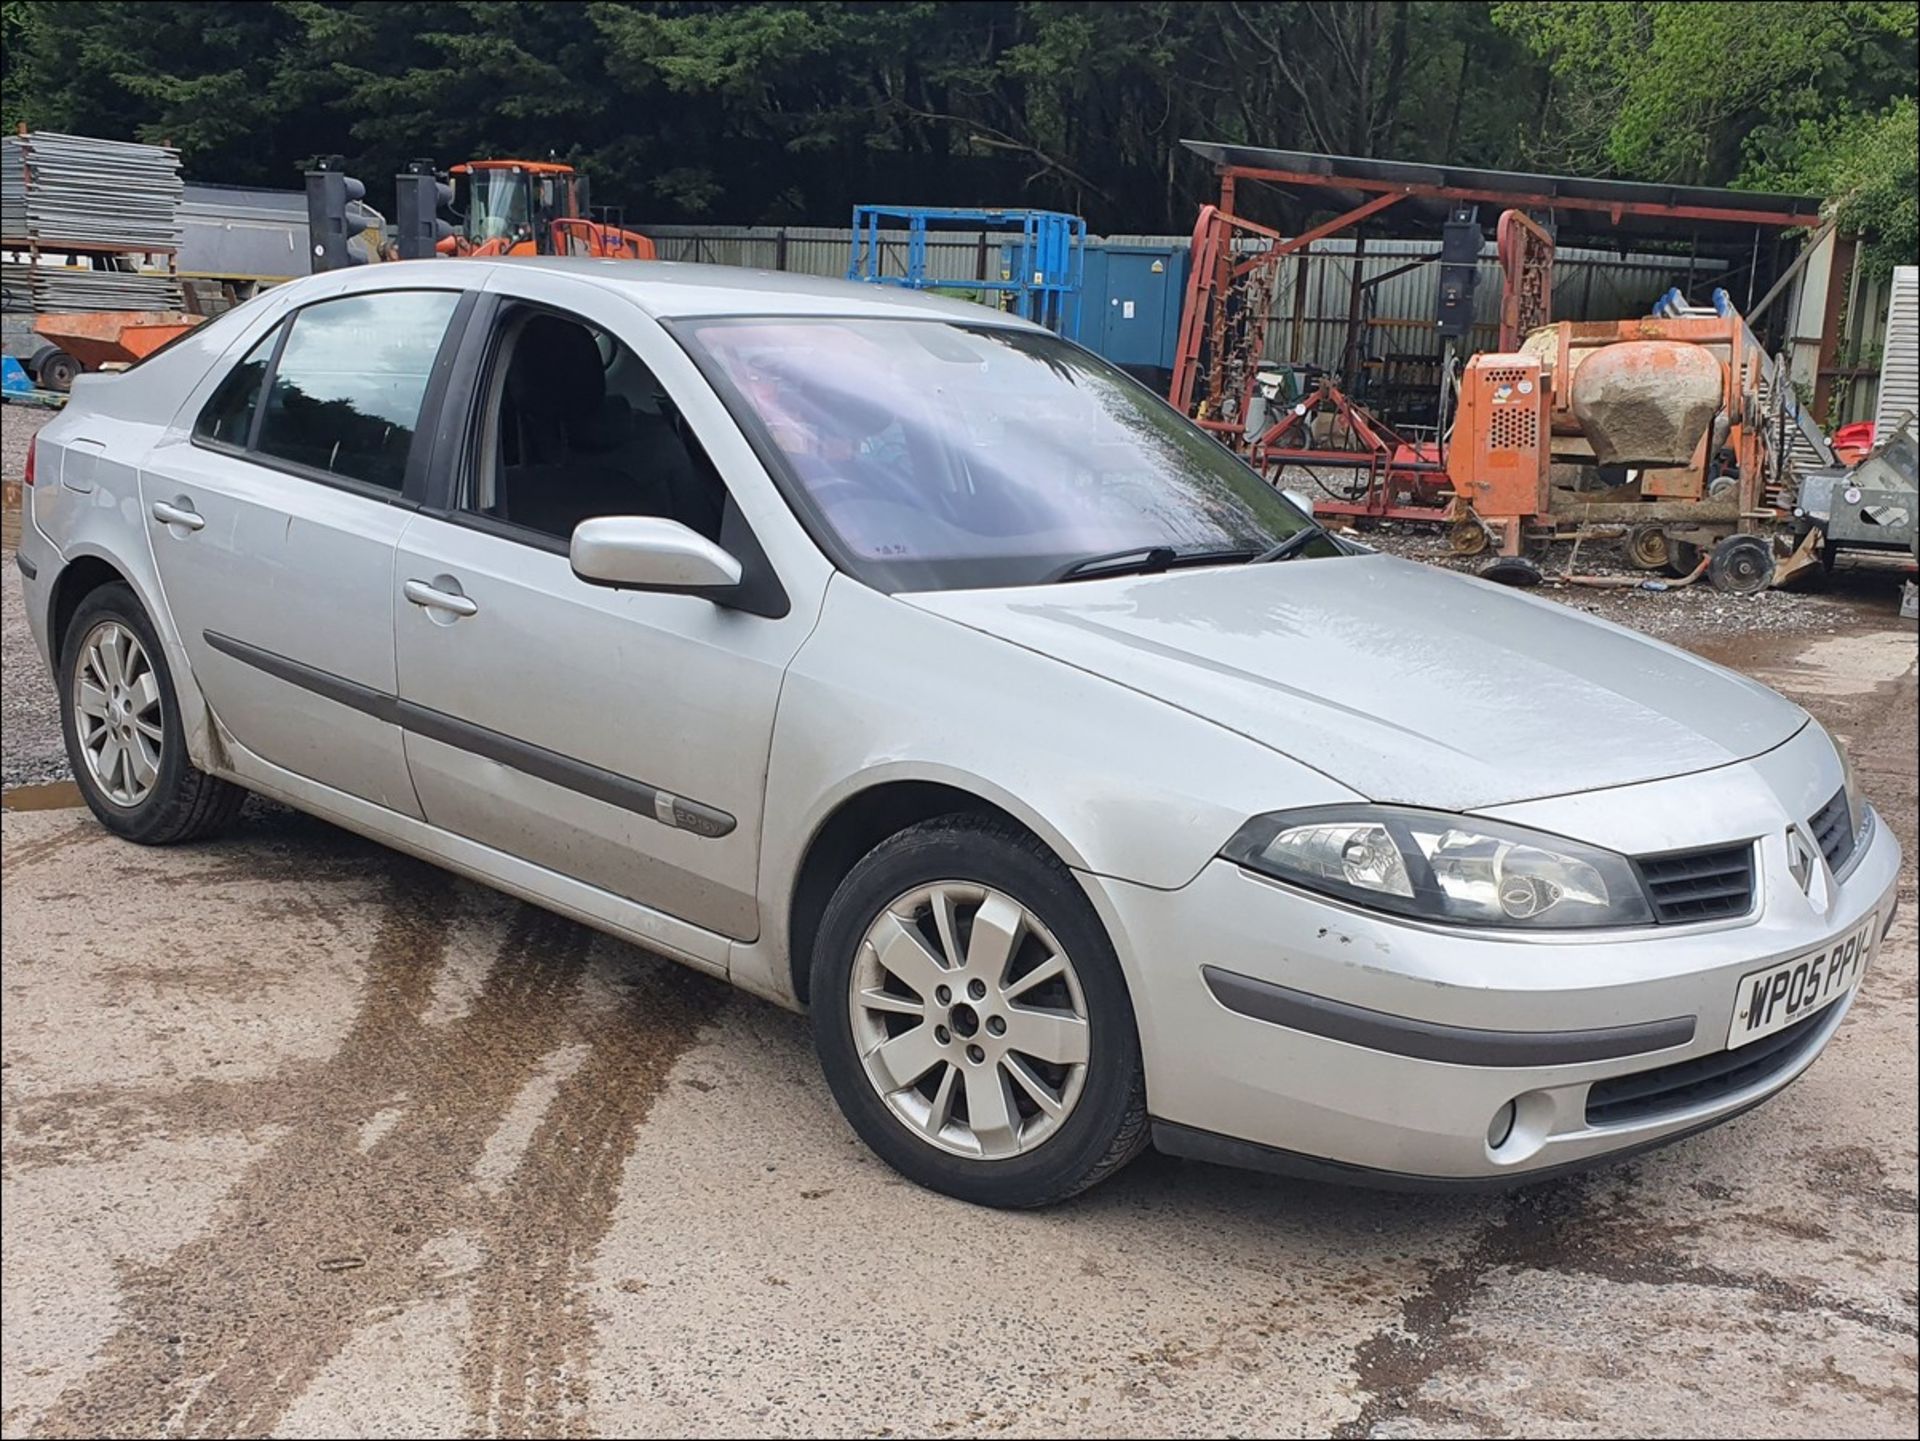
3, 409, 62, 787
1357, 521, 1916, 645
2, 406, 49, 486
2, 557, 64, 788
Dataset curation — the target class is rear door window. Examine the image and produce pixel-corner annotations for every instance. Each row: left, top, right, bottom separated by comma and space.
254, 291, 459, 491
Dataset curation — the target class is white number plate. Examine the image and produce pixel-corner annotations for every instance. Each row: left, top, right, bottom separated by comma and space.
1728, 913, 1876, 1048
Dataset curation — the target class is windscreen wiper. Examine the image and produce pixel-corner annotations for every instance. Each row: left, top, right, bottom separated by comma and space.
1249, 524, 1339, 565
1052, 544, 1259, 583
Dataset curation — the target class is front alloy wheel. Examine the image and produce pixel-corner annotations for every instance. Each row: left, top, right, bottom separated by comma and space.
811, 816, 1148, 1208
851, 882, 1090, 1160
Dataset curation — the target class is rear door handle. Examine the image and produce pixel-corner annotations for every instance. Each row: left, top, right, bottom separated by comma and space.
404, 579, 478, 617
151, 499, 205, 531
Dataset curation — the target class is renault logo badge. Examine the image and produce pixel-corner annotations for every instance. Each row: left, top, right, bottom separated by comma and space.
1786, 826, 1819, 895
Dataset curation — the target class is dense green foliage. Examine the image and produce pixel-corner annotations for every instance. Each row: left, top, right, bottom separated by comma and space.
1, 0, 1913, 267
1492, 1, 1917, 275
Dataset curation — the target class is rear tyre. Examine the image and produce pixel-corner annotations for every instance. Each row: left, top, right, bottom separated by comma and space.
34, 349, 79, 393
1447, 518, 1490, 557
1623, 523, 1670, 571
58, 583, 246, 844
810, 815, 1149, 1208
1707, 535, 1775, 595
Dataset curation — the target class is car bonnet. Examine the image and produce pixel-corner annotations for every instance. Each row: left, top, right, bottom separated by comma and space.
899, 553, 1808, 811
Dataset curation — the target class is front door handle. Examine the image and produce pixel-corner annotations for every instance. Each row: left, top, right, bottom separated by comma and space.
404, 578, 478, 617
151, 499, 205, 531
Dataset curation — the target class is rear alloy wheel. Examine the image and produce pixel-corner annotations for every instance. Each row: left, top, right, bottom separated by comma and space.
59, 583, 247, 844
71, 619, 164, 808
812, 816, 1148, 1207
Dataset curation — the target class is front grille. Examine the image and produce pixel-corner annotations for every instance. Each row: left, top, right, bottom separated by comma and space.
1585, 1008, 1828, 1126
1637, 843, 1756, 924
1810, 786, 1855, 873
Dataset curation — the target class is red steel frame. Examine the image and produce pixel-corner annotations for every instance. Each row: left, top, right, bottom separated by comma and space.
1248, 371, 1449, 523
1167, 154, 1823, 527
1171, 159, 1820, 422
1496, 209, 1554, 352
1170, 191, 1404, 419
1209, 163, 1822, 233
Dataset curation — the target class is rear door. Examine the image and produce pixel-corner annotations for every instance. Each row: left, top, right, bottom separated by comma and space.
140, 285, 474, 815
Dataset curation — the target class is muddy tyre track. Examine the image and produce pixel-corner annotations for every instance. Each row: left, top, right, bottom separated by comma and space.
20, 852, 728, 1439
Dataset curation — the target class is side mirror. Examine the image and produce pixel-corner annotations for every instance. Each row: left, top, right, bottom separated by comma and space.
571, 516, 743, 595
1284, 489, 1316, 518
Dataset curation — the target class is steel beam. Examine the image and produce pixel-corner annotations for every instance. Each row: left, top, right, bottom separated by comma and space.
1216, 164, 1821, 231
1230, 191, 1404, 278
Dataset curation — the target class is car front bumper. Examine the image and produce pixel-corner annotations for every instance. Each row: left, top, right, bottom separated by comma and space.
1094, 759, 1902, 1186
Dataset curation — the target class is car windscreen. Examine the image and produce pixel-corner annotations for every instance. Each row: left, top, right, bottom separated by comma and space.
678, 316, 1330, 592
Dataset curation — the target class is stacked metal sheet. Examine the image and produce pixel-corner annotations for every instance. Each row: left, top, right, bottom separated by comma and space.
2, 131, 184, 251
1, 259, 182, 313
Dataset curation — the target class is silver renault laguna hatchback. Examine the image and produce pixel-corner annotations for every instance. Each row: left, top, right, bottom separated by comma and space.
16, 260, 1899, 1207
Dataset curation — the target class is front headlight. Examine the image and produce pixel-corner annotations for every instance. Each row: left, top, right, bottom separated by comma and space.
1222, 807, 1654, 929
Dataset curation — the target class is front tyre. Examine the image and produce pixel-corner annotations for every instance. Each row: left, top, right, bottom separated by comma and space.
811, 816, 1148, 1207
58, 582, 246, 844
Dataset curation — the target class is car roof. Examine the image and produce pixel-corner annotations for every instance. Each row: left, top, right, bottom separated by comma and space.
332, 256, 1048, 329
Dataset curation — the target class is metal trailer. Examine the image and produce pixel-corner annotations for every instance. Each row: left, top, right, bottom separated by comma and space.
178, 184, 315, 285
1786, 269, 1917, 581
1794, 422, 1917, 566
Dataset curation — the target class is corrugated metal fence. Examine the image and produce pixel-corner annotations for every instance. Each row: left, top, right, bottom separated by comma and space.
644, 224, 1726, 374
1872, 266, 1917, 436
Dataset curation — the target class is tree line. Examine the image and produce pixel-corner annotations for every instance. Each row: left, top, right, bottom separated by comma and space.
2, 1, 1912, 273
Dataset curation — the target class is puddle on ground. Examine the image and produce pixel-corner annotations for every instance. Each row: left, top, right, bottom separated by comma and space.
2, 780, 84, 811
1741, 632, 1920, 698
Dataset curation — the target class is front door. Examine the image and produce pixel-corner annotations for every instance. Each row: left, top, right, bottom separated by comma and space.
141, 287, 471, 815
393, 281, 811, 939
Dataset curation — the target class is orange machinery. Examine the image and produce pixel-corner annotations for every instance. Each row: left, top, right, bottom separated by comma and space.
1448, 312, 1779, 569
28, 311, 205, 391
442, 160, 655, 260
1446, 353, 1550, 554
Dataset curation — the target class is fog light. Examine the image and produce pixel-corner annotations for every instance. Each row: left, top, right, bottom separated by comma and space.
1487, 1100, 1517, 1151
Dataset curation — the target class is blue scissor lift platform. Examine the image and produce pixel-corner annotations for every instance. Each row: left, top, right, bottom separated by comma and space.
846, 205, 1086, 341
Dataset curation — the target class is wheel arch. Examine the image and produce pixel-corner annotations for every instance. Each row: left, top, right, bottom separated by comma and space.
49, 552, 134, 666
46, 545, 219, 771
783, 772, 1091, 1009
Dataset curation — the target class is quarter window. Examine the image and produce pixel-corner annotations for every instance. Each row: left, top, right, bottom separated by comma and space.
254, 291, 458, 491
192, 325, 280, 447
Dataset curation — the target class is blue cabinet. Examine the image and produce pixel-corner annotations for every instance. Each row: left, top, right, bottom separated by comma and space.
1080, 244, 1189, 386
